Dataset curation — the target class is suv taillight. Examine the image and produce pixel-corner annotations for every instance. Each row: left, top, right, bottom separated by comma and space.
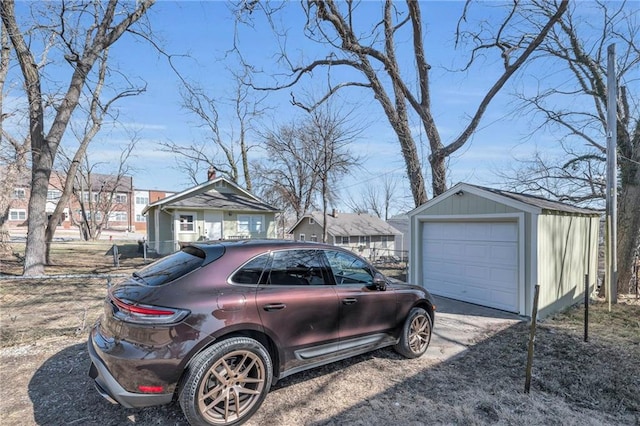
109, 293, 189, 325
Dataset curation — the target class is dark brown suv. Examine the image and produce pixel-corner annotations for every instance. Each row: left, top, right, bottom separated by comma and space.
88, 240, 435, 425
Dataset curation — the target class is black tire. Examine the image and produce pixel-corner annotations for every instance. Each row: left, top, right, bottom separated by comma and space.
394, 307, 432, 359
179, 337, 273, 426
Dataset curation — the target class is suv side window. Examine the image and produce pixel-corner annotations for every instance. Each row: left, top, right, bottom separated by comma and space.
230, 253, 269, 285
266, 250, 328, 286
325, 250, 373, 285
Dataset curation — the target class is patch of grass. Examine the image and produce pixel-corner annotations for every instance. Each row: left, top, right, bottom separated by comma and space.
1, 241, 155, 276
0, 278, 108, 347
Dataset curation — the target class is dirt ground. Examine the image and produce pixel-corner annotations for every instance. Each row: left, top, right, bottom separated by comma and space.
1, 242, 639, 425
1, 299, 638, 426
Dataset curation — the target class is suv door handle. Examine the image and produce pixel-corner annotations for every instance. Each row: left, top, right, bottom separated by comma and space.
263, 303, 286, 311
342, 298, 357, 305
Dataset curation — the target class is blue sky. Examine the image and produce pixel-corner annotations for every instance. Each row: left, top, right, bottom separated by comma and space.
7, 1, 623, 214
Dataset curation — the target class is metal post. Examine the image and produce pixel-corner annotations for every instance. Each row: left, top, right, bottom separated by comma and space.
524, 284, 540, 393
584, 274, 589, 342
112, 244, 119, 267
606, 44, 618, 303
143, 239, 147, 263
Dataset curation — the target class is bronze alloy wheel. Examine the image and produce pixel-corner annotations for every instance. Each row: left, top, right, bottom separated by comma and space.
394, 307, 432, 358
408, 312, 431, 354
180, 337, 273, 426
197, 349, 267, 424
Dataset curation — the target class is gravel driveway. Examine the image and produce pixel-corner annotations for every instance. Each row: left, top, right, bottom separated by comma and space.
428, 296, 522, 361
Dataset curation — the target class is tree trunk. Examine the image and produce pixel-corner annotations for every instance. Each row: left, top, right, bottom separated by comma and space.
25, 162, 52, 275
617, 174, 640, 294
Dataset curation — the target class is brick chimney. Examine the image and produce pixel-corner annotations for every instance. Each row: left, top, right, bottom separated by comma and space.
332, 208, 338, 218
207, 166, 216, 180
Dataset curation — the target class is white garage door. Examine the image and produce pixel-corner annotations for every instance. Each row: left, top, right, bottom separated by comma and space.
422, 221, 519, 312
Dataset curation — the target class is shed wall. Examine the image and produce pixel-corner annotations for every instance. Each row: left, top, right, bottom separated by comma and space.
536, 213, 599, 318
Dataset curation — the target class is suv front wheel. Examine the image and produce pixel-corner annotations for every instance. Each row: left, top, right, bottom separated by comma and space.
394, 307, 432, 358
179, 337, 273, 425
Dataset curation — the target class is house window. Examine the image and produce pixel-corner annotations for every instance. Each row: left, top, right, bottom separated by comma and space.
309, 218, 314, 225
237, 215, 263, 234
359, 236, 370, 245
13, 188, 26, 199
310, 234, 318, 242
81, 192, 99, 202
115, 194, 127, 204
135, 196, 149, 205
341, 236, 349, 245
136, 214, 146, 222
47, 190, 61, 200
179, 214, 195, 232
299, 233, 305, 241
9, 210, 26, 221
109, 211, 127, 222
85, 211, 104, 221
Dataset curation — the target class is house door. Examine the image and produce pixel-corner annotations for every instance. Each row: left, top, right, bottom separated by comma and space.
204, 212, 223, 240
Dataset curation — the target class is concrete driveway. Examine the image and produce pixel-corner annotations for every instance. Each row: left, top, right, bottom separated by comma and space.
428, 295, 523, 361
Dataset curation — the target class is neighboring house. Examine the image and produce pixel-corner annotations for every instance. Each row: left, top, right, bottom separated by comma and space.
6, 168, 135, 232
408, 182, 600, 318
133, 189, 175, 232
142, 172, 279, 255
288, 210, 402, 261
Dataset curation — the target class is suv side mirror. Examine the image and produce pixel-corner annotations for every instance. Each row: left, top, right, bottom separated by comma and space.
372, 273, 387, 291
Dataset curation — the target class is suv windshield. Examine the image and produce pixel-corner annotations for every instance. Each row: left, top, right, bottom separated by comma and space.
133, 246, 212, 286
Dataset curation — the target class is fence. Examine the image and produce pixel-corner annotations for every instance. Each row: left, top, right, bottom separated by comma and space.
0, 239, 411, 348
0, 240, 150, 347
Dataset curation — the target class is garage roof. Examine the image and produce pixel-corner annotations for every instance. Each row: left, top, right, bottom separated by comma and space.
469, 184, 601, 215
411, 182, 601, 216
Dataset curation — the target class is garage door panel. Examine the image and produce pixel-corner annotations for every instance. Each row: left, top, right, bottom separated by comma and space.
425, 260, 466, 277
490, 245, 517, 265
490, 222, 518, 241
465, 264, 491, 280
422, 221, 519, 312
490, 266, 518, 287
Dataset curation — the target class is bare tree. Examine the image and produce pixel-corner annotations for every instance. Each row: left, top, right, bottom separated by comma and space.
0, 0, 155, 275
503, 1, 639, 295
65, 142, 136, 241
159, 70, 264, 189
252, 122, 321, 221
253, 102, 361, 238
344, 175, 404, 220
0, 19, 30, 255
236, 0, 568, 206
303, 103, 362, 242
43, 47, 145, 262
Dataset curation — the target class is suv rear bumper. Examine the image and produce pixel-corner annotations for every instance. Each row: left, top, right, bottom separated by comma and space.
87, 334, 173, 408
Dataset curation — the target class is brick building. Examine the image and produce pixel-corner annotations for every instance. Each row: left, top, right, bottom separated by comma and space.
6, 169, 142, 232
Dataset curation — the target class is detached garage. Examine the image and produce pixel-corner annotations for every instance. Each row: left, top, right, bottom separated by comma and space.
408, 183, 600, 318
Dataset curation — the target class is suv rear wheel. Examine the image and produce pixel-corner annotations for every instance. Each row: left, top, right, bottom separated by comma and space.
179, 337, 273, 425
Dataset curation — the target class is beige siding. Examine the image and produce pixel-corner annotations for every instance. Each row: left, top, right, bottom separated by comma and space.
157, 208, 177, 254
422, 193, 521, 216
291, 220, 325, 241
224, 212, 277, 239
536, 213, 599, 318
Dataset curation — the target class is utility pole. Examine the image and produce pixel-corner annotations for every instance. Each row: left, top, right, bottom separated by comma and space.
605, 43, 618, 305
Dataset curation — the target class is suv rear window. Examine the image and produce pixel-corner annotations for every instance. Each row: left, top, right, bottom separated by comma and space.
133, 246, 213, 286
